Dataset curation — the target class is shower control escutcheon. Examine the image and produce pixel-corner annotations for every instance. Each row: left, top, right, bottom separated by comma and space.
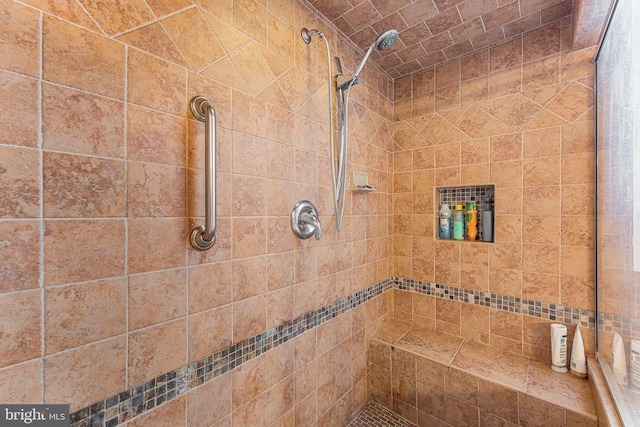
291, 200, 321, 240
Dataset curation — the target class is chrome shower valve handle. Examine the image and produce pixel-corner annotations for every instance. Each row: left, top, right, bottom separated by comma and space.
291, 201, 322, 240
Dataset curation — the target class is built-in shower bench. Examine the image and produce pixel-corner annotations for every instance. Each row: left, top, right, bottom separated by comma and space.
368, 320, 597, 427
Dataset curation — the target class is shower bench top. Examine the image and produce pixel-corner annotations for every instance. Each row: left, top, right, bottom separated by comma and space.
370, 319, 597, 422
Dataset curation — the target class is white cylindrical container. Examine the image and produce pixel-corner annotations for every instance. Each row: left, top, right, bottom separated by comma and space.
550, 324, 568, 373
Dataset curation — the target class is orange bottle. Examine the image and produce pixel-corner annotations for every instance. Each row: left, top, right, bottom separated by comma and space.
466, 202, 477, 241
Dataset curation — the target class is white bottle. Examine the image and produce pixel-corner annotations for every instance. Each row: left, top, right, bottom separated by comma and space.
570, 326, 587, 378
612, 332, 628, 386
550, 324, 568, 373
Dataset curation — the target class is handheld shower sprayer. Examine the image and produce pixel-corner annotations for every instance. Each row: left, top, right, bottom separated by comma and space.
300, 27, 398, 232
353, 29, 399, 79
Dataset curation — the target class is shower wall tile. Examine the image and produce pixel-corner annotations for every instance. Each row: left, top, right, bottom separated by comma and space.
128, 395, 187, 427
43, 219, 126, 286
0, 359, 42, 404
128, 319, 187, 386
0, 70, 39, 147
128, 269, 187, 330
127, 218, 186, 274
43, 16, 126, 99
2, 0, 394, 420
393, 19, 595, 359
127, 49, 188, 116
44, 336, 127, 410
127, 105, 186, 166
0, 220, 40, 293
43, 152, 126, 218
0, 290, 41, 368
0, 0, 40, 77
0, 145, 40, 218
44, 278, 127, 354
42, 83, 126, 158
127, 162, 186, 217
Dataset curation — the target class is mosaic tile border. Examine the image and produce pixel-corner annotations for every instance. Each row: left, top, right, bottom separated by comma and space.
598, 312, 640, 339
70, 276, 595, 427
398, 277, 596, 329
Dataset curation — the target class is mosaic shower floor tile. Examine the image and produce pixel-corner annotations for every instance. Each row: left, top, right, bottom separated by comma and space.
347, 401, 416, 427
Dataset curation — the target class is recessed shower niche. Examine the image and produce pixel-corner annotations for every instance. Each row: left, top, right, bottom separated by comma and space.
436, 185, 495, 243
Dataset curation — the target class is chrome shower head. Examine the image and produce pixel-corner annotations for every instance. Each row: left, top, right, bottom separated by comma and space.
301, 28, 323, 44
353, 29, 398, 78
376, 29, 398, 50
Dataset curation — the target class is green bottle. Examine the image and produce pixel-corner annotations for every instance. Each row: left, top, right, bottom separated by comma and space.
452, 204, 464, 240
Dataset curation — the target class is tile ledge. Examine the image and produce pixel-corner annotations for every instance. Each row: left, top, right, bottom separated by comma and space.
371, 322, 597, 420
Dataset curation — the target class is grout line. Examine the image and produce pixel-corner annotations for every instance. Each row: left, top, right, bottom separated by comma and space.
38, 9, 46, 404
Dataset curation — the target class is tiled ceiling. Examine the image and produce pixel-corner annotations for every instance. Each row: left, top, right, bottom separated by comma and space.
309, 0, 574, 78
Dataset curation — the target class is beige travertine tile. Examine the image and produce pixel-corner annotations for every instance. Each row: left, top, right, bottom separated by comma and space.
395, 325, 463, 365
0, 145, 39, 218
188, 262, 232, 313
128, 218, 185, 274
371, 319, 412, 344
127, 104, 186, 166
45, 278, 126, 354
451, 340, 529, 392
0, 290, 41, 368
127, 49, 187, 116
117, 23, 189, 67
43, 152, 125, 218
0, 220, 40, 292
188, 304, 232, 361
129, 395, 186, 427
162, 8, 225, 71
518, 393, 566, 427
128, 319, 187, 385
43, 83, 125, 158
129, 269, 187, 330
479, 378, 519, 423
0, 0, 40, 77
44, 219, 126, 286
127, 161, 185, 217
77, 0, 154, 36
0, 70, 38, 147
233, 295, 267, 342
526, 359, 596, 417
234, 0, 267, 44
0, 359, 42, 404
44, 336, 126, 411
186, 372, 232, 427
43, 16, 125, 99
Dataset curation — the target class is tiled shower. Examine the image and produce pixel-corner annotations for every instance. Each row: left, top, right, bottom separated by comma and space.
0, 0, 617, 426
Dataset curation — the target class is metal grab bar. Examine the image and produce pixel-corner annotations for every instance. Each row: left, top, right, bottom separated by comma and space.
190, 96, 217, 251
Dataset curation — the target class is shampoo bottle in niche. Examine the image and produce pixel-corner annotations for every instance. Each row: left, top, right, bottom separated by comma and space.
612, 332, 627, 386
452, 205, 464, 240
550, 324, 568, 373
570, 326, 587, 378
482, 198, 493, 242
466, 202, 477, 241
439, 204, 451, 240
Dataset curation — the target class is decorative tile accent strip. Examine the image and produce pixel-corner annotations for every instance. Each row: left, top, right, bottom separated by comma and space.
69, 276, 594, 427
70, 278, 396, 427
398, 277, 596, 330
347, 400, 417, 427
598, 312, 640, 338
